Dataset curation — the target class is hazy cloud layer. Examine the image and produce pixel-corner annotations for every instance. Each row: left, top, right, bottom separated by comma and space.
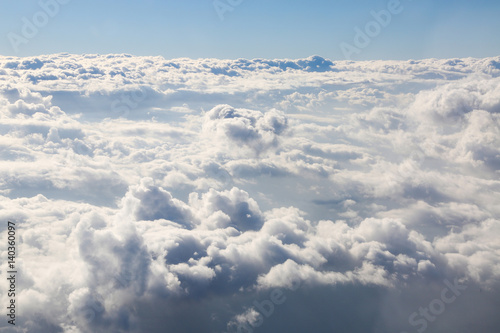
0, 54, 499, 333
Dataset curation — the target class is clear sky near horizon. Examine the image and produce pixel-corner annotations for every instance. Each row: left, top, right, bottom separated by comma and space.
1, 0, 500, 60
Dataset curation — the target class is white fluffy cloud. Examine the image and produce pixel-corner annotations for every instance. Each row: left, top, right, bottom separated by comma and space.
0, 54, 499, 333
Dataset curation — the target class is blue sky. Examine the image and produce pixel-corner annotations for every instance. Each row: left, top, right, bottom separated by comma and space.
1, 0, 500, 60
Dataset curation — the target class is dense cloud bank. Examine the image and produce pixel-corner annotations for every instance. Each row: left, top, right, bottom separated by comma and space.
0, 54, 499, 332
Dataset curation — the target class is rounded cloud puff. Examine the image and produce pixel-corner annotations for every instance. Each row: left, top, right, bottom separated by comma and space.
202, 104, 288, 156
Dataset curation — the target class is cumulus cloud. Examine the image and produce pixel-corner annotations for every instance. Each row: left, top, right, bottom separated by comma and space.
0, 54, 499, 333
202, 104, 288, 156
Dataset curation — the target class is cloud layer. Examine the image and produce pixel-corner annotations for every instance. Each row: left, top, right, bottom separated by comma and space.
0, 54, 499, 333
